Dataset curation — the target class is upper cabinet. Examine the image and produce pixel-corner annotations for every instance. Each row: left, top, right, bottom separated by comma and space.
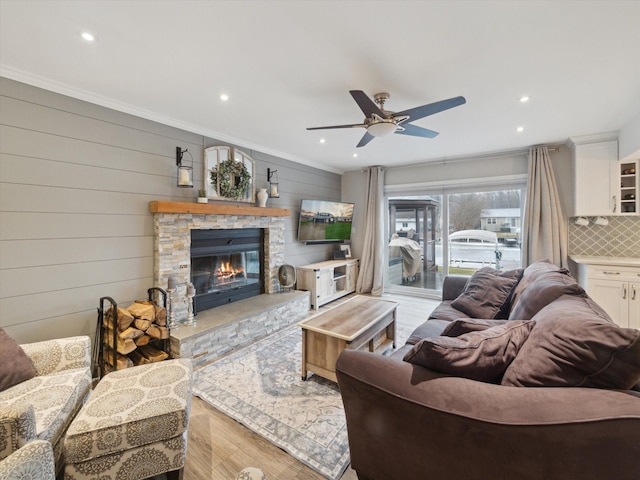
569, 136, 618, 216
619, 159, 638, 214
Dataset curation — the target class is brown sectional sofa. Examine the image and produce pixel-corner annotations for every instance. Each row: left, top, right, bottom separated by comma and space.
336, 261, 640, 480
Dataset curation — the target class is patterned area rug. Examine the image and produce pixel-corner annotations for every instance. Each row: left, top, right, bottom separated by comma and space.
193, 323, 413, 480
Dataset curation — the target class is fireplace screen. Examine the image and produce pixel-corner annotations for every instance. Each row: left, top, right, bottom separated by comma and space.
191, 228, 264, 312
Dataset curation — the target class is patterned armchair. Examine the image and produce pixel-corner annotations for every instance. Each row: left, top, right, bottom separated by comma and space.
0, 336, 92, 476
0, 440, 56, 480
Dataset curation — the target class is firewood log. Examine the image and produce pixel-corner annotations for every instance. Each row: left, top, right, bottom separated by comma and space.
138, 345, 169, 362
127, 301, 156, 321
128, 350, 151, 366
119, 327, 144, 340
103, 329, 137, 355
104, 306, 134, 331
146, 325, 170, 340
103, 345, 133, 370
134, 334, 151, 346
134, 318, 151, 331
154, 306, 167, 326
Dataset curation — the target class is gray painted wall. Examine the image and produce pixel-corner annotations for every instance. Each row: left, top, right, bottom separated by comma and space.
0, 77, 339, 344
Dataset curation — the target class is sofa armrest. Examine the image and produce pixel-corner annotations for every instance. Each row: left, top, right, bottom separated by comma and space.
0, 404, 37, 461
336, 349, 640, 480
0, 440, 55, 480
20, 336, 91, 376
441, 275, 468, 300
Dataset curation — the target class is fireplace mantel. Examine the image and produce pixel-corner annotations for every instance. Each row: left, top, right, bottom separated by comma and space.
149, 201, 289, 217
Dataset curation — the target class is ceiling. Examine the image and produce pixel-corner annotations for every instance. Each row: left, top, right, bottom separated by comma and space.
1, 1, 639, 174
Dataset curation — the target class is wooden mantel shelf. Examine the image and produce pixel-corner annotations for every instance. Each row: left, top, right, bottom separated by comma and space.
149, 201, 290, 217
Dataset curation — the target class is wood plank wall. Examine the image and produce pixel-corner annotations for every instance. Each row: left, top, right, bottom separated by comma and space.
0, 78, 340, 344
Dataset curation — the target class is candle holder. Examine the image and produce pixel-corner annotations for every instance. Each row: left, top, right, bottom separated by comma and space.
183, 282, 196, 326
167, 288, 180, 329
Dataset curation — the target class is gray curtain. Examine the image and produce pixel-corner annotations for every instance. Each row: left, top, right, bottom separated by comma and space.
356, 166, 385, 296
522, 146, 567, 267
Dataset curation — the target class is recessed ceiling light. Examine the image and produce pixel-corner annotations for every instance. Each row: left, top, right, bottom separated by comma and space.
319, 138, 326, 144
219, 94, 229, 102
81, 32, 95, 42
519, 95, 530, 103
516, 126, 524, 132
353, 153, 358, 158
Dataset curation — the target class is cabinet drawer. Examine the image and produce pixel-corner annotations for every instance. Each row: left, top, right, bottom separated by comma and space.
587, 265, 640, 281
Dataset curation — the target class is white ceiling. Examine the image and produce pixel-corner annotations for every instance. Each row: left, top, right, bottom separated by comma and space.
1, 1, 639, 173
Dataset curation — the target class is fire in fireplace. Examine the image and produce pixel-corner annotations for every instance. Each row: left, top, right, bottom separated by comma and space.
190, 228, 264, 312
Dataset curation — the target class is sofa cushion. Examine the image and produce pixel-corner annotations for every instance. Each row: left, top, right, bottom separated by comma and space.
509, 260, 569, 316
403, 320, 535, 383
502, 295, 640, 389
0, 328, 36, 392
427, 301, 472, 323
508, 271, 585, 320
441, 318, 508, 337
406, 319, 451, 345
451, 267, 521, 319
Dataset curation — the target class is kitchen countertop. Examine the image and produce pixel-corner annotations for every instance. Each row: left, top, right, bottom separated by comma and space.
569, 256, 640, 267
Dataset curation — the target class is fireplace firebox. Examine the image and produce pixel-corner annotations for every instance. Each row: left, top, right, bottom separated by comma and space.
190, 228, 264, 313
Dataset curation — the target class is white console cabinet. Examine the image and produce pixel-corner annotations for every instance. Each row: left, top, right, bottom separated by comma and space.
573, 257, 640, 329
296, 258, 359, 309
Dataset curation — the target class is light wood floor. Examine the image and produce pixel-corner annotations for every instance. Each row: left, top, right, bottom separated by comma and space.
180, 293, 439, 480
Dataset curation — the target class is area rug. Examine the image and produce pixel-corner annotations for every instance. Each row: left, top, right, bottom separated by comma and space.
193, 322, 413, 480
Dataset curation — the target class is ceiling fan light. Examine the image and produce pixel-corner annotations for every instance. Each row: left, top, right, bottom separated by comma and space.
367, 122, 397, 137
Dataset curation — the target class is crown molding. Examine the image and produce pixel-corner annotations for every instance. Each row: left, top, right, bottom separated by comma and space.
0, 66, 343, 175
565, 132, 619, 149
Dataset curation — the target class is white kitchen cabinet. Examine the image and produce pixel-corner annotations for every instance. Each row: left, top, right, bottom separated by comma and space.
296, 258, 359, 309
573, 259, 640, 329
569, 137, 618, 217
618, 159, 638, 214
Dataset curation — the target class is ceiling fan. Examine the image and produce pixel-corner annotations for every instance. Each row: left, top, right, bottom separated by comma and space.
307, 90, 466, 147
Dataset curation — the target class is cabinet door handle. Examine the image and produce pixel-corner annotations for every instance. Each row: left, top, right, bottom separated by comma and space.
622, 284, 627, 300
603, 271, 620, 275
613, 195, 616, 213
632, 285, 637, 301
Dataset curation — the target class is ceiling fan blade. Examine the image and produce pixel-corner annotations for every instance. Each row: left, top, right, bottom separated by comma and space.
356, 132, 375, 148
394, 96, 466, 122
396, 124, 439, 138
307, 123, 366, 130
350, 90, 386, 118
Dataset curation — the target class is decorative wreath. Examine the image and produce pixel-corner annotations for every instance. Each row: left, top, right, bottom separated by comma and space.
210, 158, 251, 199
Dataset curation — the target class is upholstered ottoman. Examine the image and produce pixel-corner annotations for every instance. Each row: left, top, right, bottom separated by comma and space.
63, 358, 192, 480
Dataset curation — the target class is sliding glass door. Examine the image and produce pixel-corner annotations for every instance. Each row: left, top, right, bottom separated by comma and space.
386, 184, 525, 297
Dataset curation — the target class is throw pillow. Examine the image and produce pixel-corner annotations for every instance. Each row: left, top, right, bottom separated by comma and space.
509, 260, 568, 316
508, 270, 586, 320
502, 295, 640, 389
451, 267, 521, 319
0, 327, 36, 391
403, 320, 535, 383
441, 318, 508, 337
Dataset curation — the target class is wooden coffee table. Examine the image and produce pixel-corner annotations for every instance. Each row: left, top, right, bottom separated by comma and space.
298, 295, 398, 382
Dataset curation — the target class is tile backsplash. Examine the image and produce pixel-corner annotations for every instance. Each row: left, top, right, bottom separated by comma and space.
568, 216, 640, 258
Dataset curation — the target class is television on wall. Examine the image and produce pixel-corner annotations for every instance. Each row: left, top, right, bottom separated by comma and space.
298, 199, 354, 244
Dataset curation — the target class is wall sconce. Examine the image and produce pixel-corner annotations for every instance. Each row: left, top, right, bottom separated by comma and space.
267, 168, 280, 198
176, 147, 193, 188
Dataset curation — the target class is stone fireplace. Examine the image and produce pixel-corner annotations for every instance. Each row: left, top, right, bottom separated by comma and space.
151, 202, 285, 319
149, 201, 310, 366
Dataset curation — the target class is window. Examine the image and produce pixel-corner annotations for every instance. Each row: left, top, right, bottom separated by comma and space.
386, 183, 525, 297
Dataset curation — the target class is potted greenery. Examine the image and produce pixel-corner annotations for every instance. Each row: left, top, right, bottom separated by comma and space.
197, 189, 208, 204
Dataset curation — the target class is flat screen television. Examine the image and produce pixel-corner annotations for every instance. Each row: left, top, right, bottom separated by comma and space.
298, 199, 354, 243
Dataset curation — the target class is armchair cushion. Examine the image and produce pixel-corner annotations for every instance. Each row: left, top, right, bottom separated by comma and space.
403, 320, 535, 383
0, 439, 55, 480
0, 328, 35, 392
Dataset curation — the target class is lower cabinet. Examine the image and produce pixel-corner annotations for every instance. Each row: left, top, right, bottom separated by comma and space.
575, 261, 640, 329
296, 258, 359, 309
